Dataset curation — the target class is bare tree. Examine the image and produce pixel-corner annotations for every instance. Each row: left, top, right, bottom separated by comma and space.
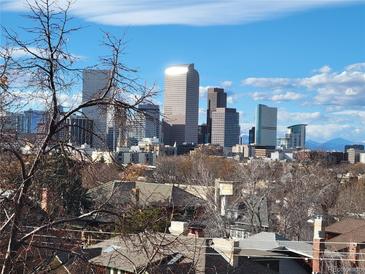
0, 0, 154, 272
270, 162, 340, 240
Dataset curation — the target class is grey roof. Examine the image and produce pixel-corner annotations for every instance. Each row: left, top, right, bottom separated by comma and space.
239, 232, 313, 258
87, 180, 204, 209
88, 234, 280, 274
325, 218, 365, 234
88, 233, 207, 273
237, 249, 289, 258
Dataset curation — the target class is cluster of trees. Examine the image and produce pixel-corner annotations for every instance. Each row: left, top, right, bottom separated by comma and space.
150, 153, 365, 240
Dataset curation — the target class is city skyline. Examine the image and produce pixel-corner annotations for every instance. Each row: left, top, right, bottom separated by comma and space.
2, 0, 365, 142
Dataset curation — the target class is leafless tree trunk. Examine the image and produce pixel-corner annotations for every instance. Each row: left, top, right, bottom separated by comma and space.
0, 0, 154, 272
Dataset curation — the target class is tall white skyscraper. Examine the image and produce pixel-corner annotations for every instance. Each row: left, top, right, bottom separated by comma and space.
255, 104, 277, 148
163, 64, 199, 145
82, 69, 112, 149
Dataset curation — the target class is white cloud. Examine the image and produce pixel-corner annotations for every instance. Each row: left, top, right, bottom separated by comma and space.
2, 0, 359, 26
8, 47, 41, 58
199, 86, 211, 98
307, 124, 353, 140
221, 80, 233, 88
316, 65, 331, 74
271, 91, 303, 101
250, 90, 303, 102
58, 93, 82, 109
278, 110, 321, 124
243, 77, 294, 88
243, 62, 365, 106
331, 110, 365, 121
240, 122, 254, 133
227, 96, 233, 104
227, 92, 245, 105
1, 47, 85, 62
10, 89, 82, 110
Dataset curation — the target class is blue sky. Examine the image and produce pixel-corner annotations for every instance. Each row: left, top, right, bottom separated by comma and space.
1, 0, 365, 142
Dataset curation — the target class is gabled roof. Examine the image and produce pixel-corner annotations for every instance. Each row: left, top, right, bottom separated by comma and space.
87, 180, 205, 208
88, 234, 207, 273
325, 218, 365, 234
328, 225, 365, 251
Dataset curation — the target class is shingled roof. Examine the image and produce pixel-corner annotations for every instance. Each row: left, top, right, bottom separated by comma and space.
325, 218, 365, 251
325, 218, 365, 235
88, 233, 208, 273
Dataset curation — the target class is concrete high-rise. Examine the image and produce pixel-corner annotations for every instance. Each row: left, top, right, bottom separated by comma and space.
23, 109, 47, 133
163, 64, 199, 145
138, 104, 160, 139
255, 104, 277, 148
207, 88, 227, 143
198, 124, 208, 144
82, 69, 112, 149
129, 104, 160, 143
248, 126, 255, 144
211, 108, 240, 147
278, 124, 307, 150
62, 115, 93, 146
287, 124, 307, 149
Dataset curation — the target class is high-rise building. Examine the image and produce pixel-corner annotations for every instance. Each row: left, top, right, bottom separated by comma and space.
198, 124, 208, 144
248, 127, 255, 144
278, 124, 307, 150
344, 144, 365, 153
0, 111, 22, 133
347, 148, 365, 164
207, 88, 227, 143
0, 109, 47, 134
163, 64, 199, 145
287, 124, 307, 149
106, 106, 127, 151
127, 104, 160, 146
23, 109, 47, 133
137, 104, 160, 139
211, 108, 240, 147
60, 115, 93, 146
82, 69, 112, 149
255, 104, 277, 148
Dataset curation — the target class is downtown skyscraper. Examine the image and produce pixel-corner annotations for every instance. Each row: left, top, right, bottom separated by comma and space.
255, 104, 277, 148
128, 103, 160, 144
207, 88, 227, 143
82, 69, 112, 149
211, 107, 240, 147
162, 64, 199, 145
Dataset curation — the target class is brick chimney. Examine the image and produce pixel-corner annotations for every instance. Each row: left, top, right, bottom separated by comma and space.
349, 242, 360, 268
40, 187, 49, 213
312, 216, 325, 274
187, 224, 205, 238
132, 188, 140, 206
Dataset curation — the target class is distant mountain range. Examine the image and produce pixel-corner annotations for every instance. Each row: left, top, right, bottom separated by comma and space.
306, 138, 358, 152
239, 135, 359, 152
